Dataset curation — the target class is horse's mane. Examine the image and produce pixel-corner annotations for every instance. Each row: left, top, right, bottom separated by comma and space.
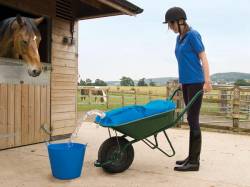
0, 18, 15, 41
0, 17, 40, 42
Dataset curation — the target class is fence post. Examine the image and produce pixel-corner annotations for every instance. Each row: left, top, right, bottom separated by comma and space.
148, 90, 152, 101
134, 89, 137, 105
232, 86, 240, 129
171, 80, 183, 127
220, 89, 228, 113
106, 88, 109, 109
176, 89, 183, 128
122, 90, 125, 107
79, 88, 83, 102
88, 88, 91, 105
248, 104, 250, 120
166, 82, 170, 98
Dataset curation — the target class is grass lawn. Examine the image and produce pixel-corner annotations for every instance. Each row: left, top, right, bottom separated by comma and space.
77, 87, 249, 119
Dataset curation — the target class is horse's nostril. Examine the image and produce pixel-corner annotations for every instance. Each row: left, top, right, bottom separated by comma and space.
32, 69, 41, 75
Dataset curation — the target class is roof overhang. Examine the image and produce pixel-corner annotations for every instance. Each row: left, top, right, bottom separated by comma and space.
75, 0, 143, 20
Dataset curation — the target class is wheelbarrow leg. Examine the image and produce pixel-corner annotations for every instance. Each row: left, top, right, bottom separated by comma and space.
142, 130, 175, 157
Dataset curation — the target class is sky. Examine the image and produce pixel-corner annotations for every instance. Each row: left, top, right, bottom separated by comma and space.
78, 0, 250, 82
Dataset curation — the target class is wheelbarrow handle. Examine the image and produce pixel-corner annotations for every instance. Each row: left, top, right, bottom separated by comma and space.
167, 87, 181, 100
171, 89, 204, 125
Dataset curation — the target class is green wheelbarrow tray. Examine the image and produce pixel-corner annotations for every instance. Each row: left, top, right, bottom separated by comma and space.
94, 88, 203, 173
112, 110, 175, 140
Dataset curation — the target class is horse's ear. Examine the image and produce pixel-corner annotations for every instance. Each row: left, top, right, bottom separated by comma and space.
16, 14, 24, 26
33, 17, 44, 26
12, 15, 24, 29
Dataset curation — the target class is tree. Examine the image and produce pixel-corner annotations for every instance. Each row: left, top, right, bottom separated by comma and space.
137, 78, 148, 86
86, 78, 92, 86
149, 79, 156, 86
94, 79, 107, 86
120, 76, 134, 86
78, 79, 86, 86
235, 79, 250, 86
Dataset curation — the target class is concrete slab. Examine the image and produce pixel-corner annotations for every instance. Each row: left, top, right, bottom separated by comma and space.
0, 122, 250, 187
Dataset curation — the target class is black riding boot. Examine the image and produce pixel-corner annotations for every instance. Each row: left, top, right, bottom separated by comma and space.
175, 131, 192, 165
174, 130, 201, 171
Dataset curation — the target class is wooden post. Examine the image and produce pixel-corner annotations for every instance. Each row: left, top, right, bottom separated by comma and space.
232, 86, 240, 129
166, 82, 170, 98
79, 88, 83, 101
176, 90, 182, 128
106, 89, 109, 109
148, 90, 152, 102
122, 90, 125, 107
171, 80, 182, 127
134, 89, 137, 105
173, 80, 179, 89
247, 95, 250, 120
88, 88, 91, 105
220, 89, 228, 113
248, 104, 250, 120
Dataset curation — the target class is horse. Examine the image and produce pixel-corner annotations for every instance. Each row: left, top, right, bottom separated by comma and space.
0, 15, 44, 77
80, 87, 107, 103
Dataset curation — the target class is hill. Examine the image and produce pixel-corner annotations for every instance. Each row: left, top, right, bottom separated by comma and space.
106, 77, 177, 86
106, 72, 250, 86
211, 72, 250, 82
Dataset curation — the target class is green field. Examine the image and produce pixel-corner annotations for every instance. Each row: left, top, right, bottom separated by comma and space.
77, 93, 164, 111
77, 86, 250, 120
77, 86, 220, 113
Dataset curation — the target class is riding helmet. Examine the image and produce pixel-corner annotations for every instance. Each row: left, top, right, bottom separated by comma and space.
163, 7, 187, 24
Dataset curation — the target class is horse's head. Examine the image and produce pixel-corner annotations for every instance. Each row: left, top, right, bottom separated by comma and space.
11, 15, 44, 77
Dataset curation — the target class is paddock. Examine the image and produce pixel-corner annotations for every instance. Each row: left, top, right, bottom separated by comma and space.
0, 0, 143, 150
79, 86, 107, 104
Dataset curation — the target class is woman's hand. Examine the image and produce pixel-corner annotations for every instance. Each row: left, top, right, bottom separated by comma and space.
203, 82, 212, 92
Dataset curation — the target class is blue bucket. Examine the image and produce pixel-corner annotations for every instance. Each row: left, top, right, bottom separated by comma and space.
47, 143, 87, 180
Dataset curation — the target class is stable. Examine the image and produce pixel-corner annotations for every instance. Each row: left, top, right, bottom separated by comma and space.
0, 0, 143, 150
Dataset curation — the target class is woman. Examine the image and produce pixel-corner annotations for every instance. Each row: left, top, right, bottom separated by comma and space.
163, 7, 212, 171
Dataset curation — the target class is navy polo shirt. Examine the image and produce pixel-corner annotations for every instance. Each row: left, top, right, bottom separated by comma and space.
175, 28, 205, 84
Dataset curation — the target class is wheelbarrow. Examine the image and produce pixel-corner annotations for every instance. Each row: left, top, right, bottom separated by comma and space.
94, 88, 203, 173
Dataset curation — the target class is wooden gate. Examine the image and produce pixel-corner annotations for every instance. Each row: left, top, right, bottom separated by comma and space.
0, 59, 51, 150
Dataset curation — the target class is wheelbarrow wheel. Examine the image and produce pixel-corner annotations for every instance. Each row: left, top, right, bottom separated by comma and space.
98, 137, 134, 173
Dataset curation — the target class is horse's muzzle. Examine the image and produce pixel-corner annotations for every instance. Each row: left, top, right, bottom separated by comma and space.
28, 69, 42, 77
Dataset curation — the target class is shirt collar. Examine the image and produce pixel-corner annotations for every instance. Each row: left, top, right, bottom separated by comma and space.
177, 27, 192, 43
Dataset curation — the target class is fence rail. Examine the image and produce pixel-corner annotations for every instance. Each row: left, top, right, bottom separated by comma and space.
78, 84, 250, 133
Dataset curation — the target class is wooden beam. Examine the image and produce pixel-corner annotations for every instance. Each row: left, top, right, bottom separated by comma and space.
78, 12, 123, 20
97, 0, 135, 16
80, 0, 103, 10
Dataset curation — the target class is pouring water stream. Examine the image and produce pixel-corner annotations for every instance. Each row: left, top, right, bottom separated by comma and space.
67, 110, 106, 147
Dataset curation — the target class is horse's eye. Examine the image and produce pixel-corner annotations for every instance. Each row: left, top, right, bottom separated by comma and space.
22, 40, 28, 46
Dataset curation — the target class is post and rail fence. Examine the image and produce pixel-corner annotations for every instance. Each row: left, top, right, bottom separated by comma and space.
78, 83, 250, 133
